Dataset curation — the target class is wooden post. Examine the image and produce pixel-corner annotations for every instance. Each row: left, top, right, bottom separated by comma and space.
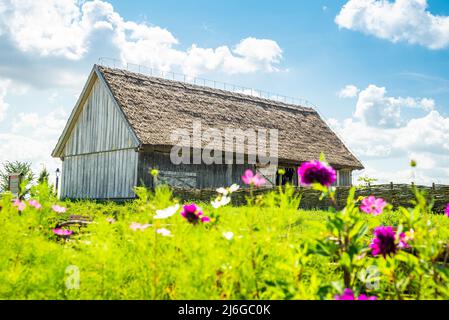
432, 183, 436, 191
8, 173, 23, 198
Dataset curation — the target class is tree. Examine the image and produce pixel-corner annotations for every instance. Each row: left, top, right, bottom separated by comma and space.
357, 175, 377, 188
0, 161, 35, 193
38, 167, 50, 185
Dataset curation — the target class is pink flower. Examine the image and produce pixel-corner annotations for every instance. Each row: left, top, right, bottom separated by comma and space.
53, 228, 73, 237
180, 203, 210, 224
297, 160, 336, 187
28, 199, 42, 210
106, 217, 116, 224
445, 204, 449, 217
13, 199, 26, 212
334, 288, 377, 300
360, 196, 387, 216
241, 170, 266, 187
130, 222, 151, 231
52, 205, 67, 213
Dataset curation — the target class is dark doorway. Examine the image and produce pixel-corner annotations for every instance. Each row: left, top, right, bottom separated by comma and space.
276, 167, 295, 186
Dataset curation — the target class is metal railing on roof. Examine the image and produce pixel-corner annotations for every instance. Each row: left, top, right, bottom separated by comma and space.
96, 57, 363, 166
97, 57, 318, 109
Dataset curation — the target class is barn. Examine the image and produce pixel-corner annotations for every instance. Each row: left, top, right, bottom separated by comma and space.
52, 64, 363, 200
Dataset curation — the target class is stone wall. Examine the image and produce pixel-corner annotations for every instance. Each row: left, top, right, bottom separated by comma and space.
172, 184, 449, 214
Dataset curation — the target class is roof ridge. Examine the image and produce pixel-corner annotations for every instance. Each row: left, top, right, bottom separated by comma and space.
97, 65, 317, 115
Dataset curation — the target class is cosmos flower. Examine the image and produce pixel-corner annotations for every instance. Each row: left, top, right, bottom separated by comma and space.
106, 217, 116, 224
223, 231, 234, 241
53, 228, 73, 237
360, 196, 388, 216
156, 228, 173, 237
445, 204, 449, 217
52, 205, 67, 213
130, 222, 151, 231
28, 199, 42, 210
334, 288, 377, 300
229, 184, 240, 193
217, 184, 240, 196
211, 195, 231, 209
154, 204, 180, 219
13, 199, 26, 212
180, 204, 210, 224
241, 170, 266, 187
297, 161, 336, 187
370, 226, 409, 258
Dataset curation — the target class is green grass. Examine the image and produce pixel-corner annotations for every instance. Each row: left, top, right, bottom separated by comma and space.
1, 184, 449, 300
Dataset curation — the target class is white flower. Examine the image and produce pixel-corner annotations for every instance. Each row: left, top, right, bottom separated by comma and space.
229, 184, 240, 193
223, 231, 234, 241
216, 187, 229, 196
156, 228, 173, 237
211, 196, 231, 209
217, 184, 240, 195
154, 204, 180, 219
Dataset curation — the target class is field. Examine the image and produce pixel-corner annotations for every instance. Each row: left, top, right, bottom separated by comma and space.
1, 182, 449, 300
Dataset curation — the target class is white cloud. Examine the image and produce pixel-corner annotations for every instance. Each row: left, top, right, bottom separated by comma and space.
329, 104, 449, 185
12, 108, 68, 138
0, 132, 61, 179
338, 84, 359, 98
393, 111, 449, 155
0, 108, 67, 182
1, 0, 88, 60
0, 79, 10, 122
353, 84, 435, 128
336, 0, 449, 49
0, 0, 283, 77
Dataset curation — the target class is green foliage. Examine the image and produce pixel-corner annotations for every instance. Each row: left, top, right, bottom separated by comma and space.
357, 175, 378, 188
0, 181, 448, 300
38, 167, 50, 185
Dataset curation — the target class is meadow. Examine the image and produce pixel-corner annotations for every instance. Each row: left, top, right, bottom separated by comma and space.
1, 165, 449, 300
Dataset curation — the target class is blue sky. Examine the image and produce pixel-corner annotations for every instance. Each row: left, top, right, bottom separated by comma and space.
0, 0, 448, 185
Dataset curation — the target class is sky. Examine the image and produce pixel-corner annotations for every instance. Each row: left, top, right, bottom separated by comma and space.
0, 0, 448, 186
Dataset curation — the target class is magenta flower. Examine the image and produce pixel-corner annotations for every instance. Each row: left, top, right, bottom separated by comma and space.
53, 228, 73, 237
360, 196, 387, 215
334, 288, 377, 300
445, 204, 449, 217
130, 222, 151, 231
28, 199, 42, 210
297, 160, 336, 187
241, 170, 266, 187
52, 205, 67, 213
180, 204, 210, 224
370, 226, 409, 258
13, 199, 26, 212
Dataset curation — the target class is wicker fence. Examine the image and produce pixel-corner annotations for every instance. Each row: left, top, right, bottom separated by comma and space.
172, 184, 449, 214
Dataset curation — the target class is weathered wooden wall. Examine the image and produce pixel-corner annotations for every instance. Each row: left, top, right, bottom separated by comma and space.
64, 79, 138, 155
61, 78, 139, 199
61, 150, 138, 199
137, 151, 258, 189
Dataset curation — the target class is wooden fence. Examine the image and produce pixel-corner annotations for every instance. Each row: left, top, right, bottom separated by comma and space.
172, 184, 449, 214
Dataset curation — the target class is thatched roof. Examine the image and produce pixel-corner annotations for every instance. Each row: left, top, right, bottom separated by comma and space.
96, 65, 363, 170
